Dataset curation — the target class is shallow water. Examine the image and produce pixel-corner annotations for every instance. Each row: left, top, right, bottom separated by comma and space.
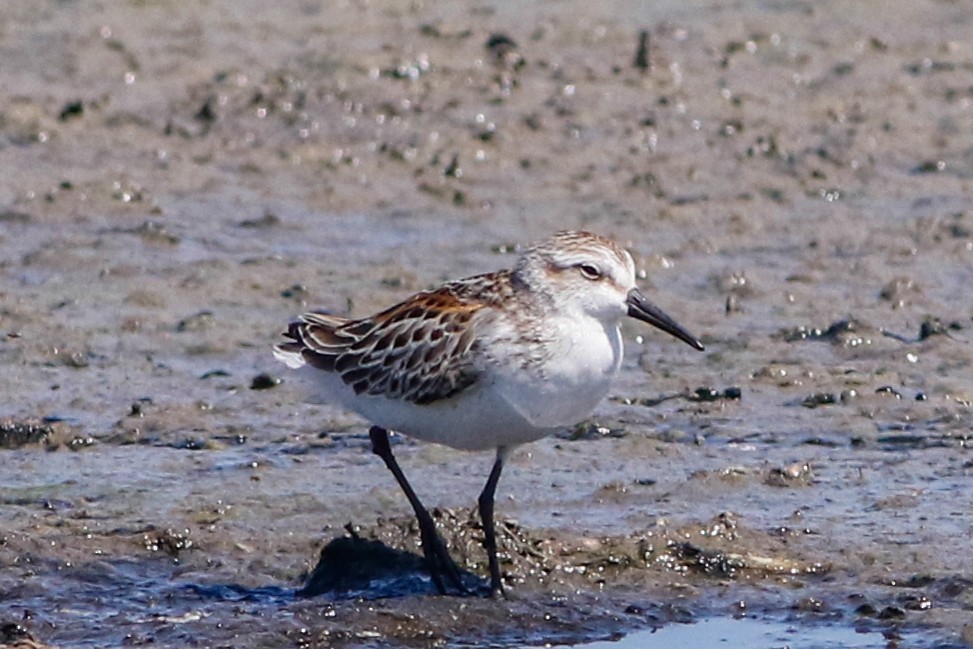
549, 615, 916, 649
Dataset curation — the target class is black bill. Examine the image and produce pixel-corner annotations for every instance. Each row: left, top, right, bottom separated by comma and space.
626, 288, 704, 351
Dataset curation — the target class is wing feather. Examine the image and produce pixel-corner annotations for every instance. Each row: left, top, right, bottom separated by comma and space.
274, 283, 492, 404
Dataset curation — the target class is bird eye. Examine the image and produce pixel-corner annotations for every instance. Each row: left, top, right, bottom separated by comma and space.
578, 263, 602, 280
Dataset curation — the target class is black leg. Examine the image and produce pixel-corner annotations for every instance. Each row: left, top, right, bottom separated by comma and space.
478, 448, 507, 597
368, 426, 466, 594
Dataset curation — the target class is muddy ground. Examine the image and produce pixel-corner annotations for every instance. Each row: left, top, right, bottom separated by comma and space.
1, 0, 972, 647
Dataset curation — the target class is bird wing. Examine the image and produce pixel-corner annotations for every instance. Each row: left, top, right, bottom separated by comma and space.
275, 286, 487, 405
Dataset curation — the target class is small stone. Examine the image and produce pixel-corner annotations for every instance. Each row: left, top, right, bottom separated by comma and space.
877, 605, 905, 620
855, 603, 877, 616
802, 393, 838, 408
918, 318, 947, 340
251, 373, 282, 390
690, 387, 721, 402
875, 386, 902, 399
59, 99, 85, 121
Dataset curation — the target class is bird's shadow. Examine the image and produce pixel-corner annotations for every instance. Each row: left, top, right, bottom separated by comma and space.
298, 534, 486, 599
178, 535, 484, 604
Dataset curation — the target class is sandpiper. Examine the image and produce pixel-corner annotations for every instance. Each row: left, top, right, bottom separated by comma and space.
274, 230, 704, 596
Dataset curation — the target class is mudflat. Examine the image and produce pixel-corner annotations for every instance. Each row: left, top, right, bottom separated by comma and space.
1, 1, 971, 647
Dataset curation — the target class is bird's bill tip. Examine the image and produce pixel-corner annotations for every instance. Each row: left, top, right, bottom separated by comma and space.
626, 288, 704, 351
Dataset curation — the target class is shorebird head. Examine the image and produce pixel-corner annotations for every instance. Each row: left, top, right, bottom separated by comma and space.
517, 231, 704, 350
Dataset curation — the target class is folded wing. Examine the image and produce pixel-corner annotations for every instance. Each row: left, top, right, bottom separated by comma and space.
274, 288, 485, 405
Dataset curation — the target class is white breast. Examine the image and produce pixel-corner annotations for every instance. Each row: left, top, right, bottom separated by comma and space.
489, 313, 623, 430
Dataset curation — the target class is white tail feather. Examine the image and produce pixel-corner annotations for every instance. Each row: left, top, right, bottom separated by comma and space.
272, 345, 306, 369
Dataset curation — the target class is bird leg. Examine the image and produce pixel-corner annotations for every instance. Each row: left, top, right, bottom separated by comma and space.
368, 426, 466, 595
477, 448, 507, 597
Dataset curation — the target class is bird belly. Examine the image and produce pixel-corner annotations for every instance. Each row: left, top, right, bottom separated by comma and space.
297, 368, 552, 451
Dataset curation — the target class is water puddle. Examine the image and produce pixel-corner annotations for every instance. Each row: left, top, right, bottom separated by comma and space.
548, 616, 913, 649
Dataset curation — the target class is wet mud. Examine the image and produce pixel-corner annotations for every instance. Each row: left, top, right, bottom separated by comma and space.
1, 0, 972, 647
